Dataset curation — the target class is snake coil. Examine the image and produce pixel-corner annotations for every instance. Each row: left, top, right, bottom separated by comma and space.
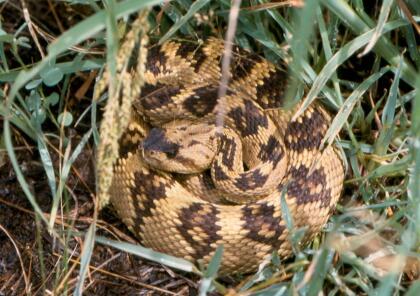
109, 38, 344, 274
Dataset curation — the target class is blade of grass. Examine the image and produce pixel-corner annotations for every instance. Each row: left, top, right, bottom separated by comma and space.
199, 245, 224, 296
73, 223, 96, 296
284, 0, 320, 106
317, 6, 343, 105
95, 236, 199, 274
3, 119, 49, 225
8, 0, 162, 101
0, 59, 103, 82
158, 0, 210, 44
49, 129, 92, 228
0, 101, 35, 139
407, 77, 420, 249
322, 66, 391, 147
322, 0, 418, 88
369, 55, 403, 170
360, 0, 393, 56
293, 18, 417, 120
306, 249, 335, 296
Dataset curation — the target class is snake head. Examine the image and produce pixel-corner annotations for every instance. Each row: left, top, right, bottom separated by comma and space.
141, 122, 217, 174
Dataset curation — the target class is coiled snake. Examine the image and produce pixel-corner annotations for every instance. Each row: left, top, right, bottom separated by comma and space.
109, 38, 344, 274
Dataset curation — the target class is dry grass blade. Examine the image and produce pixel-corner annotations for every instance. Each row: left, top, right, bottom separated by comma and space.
397, 0, 420, 35
20, 0, 45, 58
215, 0, 242, 134
0, 224, 31, 294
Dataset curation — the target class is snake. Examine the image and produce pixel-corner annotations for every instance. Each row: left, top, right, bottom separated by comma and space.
108, 38, 345, 274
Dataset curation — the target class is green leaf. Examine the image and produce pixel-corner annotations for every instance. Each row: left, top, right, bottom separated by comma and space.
46, 92, 59, 106
9, 0, 163, 101
41, 67, 64, 86
57, 111, 73, 126
26, 91, 41, 112
25, 79, 43, 90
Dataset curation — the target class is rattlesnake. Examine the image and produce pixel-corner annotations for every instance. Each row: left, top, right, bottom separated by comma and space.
109, 38, 344, 274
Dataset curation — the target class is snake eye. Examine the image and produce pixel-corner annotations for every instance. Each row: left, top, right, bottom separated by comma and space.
143, 128, 180, 158
165, 149, 177, 158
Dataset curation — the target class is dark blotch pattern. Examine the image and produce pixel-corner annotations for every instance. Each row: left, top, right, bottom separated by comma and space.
284, 109, 326, 152
255, 69, 287, 109
177, 203, 221, 259
228, 100, 268, 137
258, 136, 283, 163
231, 47, 262, 80
130, 170, 171, 235
286, 165, 331, 207
145, 45, 167, 76
234, 170, 269, 191
183, 86, 219, 117
241, 203, 285, 249
202, 170, 216, 190
141, 83, 181, 110
212, 163, 229, 181
175, 43, 208, 72
117, 129, 141, 158
219, 134, 237, 170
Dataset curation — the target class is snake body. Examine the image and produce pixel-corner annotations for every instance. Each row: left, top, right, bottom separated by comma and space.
109, 38, 345, 274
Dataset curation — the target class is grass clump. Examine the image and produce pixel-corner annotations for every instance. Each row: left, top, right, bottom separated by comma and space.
0, 0, 419, 295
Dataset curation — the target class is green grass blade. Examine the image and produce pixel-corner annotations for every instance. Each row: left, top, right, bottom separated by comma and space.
0, 102, 35, 139
3, 119, 49, 225
372, 273, 399, 296
368, 156, 411, 179
104, 0, 119, 79
37, 132, 57, 200
95, 236, 198, 274
322, 0, 418, 88
322, 66, 391, 147
50, 129, 93, 228
0, 59, 103, 83
293, 19, 416, 120
285, 0, 320, 105
307, 249, 335, 296
382, 57, 403, 126
199, 245, 224, 296
317, 7, 343, 105
9, 0, 162, 101
408, 77, 420, 244
159, 0, 210, 44
371, 55, 403, 165
73, 223, 96, 296
361, 0, 393, 55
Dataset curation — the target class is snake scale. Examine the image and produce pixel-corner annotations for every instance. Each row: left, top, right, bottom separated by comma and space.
109, 38, 345, 274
